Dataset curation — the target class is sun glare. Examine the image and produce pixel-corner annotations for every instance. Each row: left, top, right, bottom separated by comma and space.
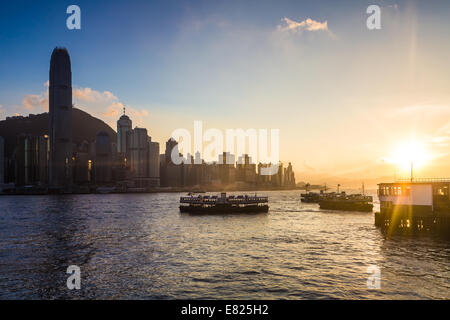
390, 140, 430, 171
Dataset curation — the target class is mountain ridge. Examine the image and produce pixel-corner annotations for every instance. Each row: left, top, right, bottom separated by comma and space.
0, 108, 117, 158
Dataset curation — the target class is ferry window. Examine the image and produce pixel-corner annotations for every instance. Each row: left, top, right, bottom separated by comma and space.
393, 186, 401, 196
403, 187, 411, 195
438, 186, 448, 196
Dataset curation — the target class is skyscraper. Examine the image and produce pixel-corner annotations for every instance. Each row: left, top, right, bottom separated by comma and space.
0, 136, 4, 185
117, 108, 132, 158
49, 47, 72, 189
95, 131, 112, 184
129, 127, 149, 177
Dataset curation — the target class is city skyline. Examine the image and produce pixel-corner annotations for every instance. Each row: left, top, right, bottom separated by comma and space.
1, 1, 450, 185
0, 44, 297, 193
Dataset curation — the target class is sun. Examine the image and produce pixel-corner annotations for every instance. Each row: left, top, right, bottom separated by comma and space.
390, 140, 430, 171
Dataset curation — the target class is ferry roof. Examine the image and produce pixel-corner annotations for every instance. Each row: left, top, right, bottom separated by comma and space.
378, 178, 450, 186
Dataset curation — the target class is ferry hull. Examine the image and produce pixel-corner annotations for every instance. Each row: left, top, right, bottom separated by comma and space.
319, 201, 373, 212
375, 206, 450, 238
180, 204, 269, 214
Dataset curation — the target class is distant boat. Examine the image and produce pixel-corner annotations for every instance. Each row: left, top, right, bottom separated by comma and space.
318, 192, 373, 212
301, 190, 333, 203
180, 192, 269, 214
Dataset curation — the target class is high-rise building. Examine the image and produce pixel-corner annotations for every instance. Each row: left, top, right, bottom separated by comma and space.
0, 136, 4, 185
284, 162, 296, 187
95, 132, 112, 184
73, 140, 90, 184
117, 109, 132, 159
49, 47, 73, 189
165, 138, 179, 164
130, 127, 149, 177
236, 154, 257, 184
148, 140, 160, 187
218, 152, 236, 185
14, 134, 48, 186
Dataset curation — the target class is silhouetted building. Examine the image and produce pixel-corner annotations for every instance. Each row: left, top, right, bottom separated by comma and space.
148, 140, 160, 187
160, 138, 182, 187
236, 154, 257, 185
117, 109, 132, 162
14, 134, 48, 186
218, 152, 235, 185
165, 138, 179, 165
49, 47, 73, 189
73, 140, 90, 184
95, 131, 112, 184
130, 127, 149, 178
284, 162, 296, 187
0, 136, 4, 184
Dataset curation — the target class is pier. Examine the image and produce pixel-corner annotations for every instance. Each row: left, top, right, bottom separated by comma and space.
375, 179, 450, 238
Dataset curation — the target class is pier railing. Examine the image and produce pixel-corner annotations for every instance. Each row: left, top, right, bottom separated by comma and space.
395, 178, 450, 183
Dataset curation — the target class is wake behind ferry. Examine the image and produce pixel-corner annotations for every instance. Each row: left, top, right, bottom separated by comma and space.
180, 192, 269, 214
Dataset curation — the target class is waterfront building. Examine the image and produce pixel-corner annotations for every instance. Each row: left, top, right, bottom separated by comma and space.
160, 138, 182, 187
94, 131, 112, 184
49, 47, 73, 189
284, 162, 296, 187
147, 140, 160, 187
376, 179, 450, 236
129, 127, 149, 178
236, 154, 257, 185
0, 136, 4, 184
14, 134, 49, 186
117, 109, 132, 163
73, 140, 90, 184
165, 138, 179, 165
218, 152, 236, 185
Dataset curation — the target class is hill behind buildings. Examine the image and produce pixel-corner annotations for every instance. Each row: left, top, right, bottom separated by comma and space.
0, 108, 117, 158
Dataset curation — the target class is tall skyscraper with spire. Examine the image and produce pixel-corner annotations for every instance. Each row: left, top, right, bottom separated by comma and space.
117, 107, 132, 158
49, 47, 73, 189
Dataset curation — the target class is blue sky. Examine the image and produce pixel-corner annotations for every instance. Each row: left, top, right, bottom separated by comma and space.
1, 0, 450, 183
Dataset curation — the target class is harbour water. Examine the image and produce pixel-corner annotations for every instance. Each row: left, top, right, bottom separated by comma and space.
0, 190, 448, 299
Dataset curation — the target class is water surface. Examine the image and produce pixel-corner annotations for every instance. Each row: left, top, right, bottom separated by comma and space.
0, 191, 448, 299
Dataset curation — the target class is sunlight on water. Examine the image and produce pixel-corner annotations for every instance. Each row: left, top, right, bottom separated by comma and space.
0, 191, 448, 299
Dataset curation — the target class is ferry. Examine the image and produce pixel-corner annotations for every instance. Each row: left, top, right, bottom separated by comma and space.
376, 179, 450, 237
180, 192, 269, 214
318, 192, 373, 212
301, 190, 334, 203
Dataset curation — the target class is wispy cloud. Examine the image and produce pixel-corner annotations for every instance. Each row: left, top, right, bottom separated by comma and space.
73, 87, 149, 129
277, 17, 329, 34
21, 81, 49, 112
3, 83, 149, 130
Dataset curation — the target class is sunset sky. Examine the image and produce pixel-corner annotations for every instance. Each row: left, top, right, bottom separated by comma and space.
1, 0, 450, 186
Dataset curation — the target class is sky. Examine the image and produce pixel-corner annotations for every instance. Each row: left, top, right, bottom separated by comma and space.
1, 0, 450, 186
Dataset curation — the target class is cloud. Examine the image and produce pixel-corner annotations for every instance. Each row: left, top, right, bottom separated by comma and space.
277, 17, 329, 34
5, 83, 149, 131
72, 87, 149, 129
21, 81, 49, 112
73, 87, 117, 103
